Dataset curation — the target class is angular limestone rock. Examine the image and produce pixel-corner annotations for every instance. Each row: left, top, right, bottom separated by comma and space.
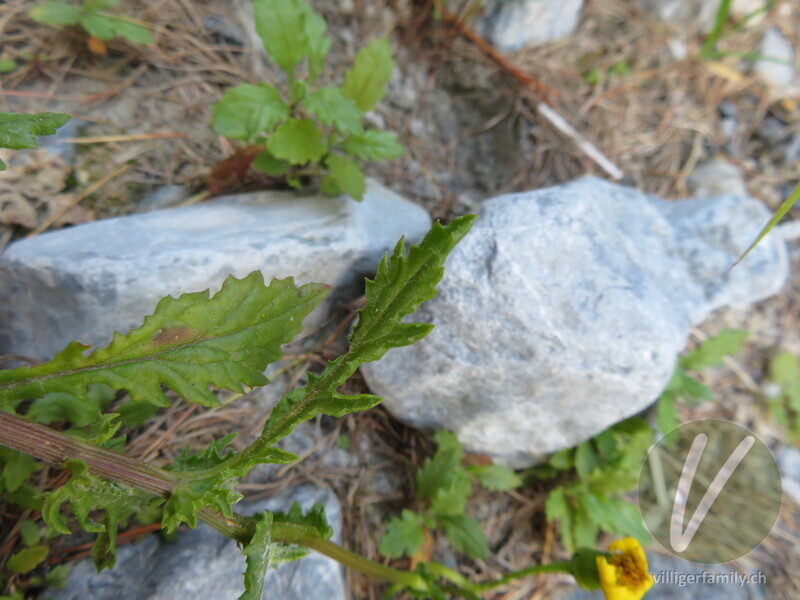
0, 180, 431, 360
361, 178, 788, 467
47, 486, 344, 600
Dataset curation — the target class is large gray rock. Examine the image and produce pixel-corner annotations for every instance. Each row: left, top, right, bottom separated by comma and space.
0, 180, 431, 360
361, 178, 788, 467
49, 485, 344, 600
557, 553, 765, 600
474, 0, 584, 52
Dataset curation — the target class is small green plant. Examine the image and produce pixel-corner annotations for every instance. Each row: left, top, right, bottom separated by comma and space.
29, 0, 154, 51
763, 352, 800, 443
210, 0, 404, 200
542, 418, 653, 552
380, 431, 522, 561
656, 328, 748, 434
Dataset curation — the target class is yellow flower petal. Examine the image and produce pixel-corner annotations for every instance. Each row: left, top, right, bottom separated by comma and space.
596, 538, 654, 600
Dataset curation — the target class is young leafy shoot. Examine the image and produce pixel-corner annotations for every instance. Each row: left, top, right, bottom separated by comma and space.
381, 430, 520, 561
543, 418, 653, 552
0, 111, 70, 170
30, 1, 154, 46
211, 0, 402, 200
0, 273, 328, 409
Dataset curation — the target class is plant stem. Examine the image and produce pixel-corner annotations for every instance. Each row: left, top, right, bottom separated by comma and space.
0, 412, 432, 592
472, 561, 573, 592
0, 411, 176, 495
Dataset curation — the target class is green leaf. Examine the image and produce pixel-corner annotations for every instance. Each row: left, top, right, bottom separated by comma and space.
574, 441, 598, 479
417, 431, 463, 500
85, 0, 119, 9
80, 13, 115, 39
170, 434, 238, 472
272, 502, 333, 541
303, 87, 364, 135
349, 217, 473, 364
570, 548, 604, 590
438, 514, 488, 559
545, 486, 569, 522
579, 493, 650, 544
319, 174, 342, 196
257, 217, 475, 452
253, 0, 313, 76
26, 392, 104, 427
43, 461, 153, 557
29, 1, 82, 26
666, 369, 712, 402
7, 484, 43, 511
379, 510, 424, 558
770, 352, 799, 386
657, 392, 679, 434
252, 149, 290, 177
0, 112, 70, 156
342, 130, 404, 161
679, 329, 748, 370
0, 59, 17, 73
106, 17, 154, 45
341, 37, 394, 111
266, 118, 327, 165
429, 471, 472, 517
116, 400, 158, 428
19, 520, 42, 547
467, 464, 522, 491
302, 5, 330, 83
0, 448, 42, 492
326, 154, 366, 201
7, 546, 49, 575
572, 502, 599, 549
240, 512, 273, 600
736, 181, 800, 266
45, 564, 72, 589
548, 448, 575, 471
213, 84, 290, 141
90, 513, 119, 571
0, 273, 328, 409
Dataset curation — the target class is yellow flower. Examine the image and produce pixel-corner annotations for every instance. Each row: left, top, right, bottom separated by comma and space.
596, 538, 655, 600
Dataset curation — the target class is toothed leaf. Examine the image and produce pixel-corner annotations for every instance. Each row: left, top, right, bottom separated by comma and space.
0, 273, 328, 409
259, 217, 475, 446
341, 37, 394, 111
212, 84, 289, 141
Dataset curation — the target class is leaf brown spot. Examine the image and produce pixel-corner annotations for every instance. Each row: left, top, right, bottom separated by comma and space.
151, 326, 198, 347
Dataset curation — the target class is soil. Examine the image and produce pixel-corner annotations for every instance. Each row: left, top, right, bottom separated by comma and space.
1, 0, 799, 598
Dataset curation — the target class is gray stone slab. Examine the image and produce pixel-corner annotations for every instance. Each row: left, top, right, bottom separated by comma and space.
48, 485, 344, 600
0, 180, 431, 360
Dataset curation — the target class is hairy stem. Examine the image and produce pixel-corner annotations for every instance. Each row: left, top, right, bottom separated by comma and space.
0, 412, 176, 495
0, 412, 431, 592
